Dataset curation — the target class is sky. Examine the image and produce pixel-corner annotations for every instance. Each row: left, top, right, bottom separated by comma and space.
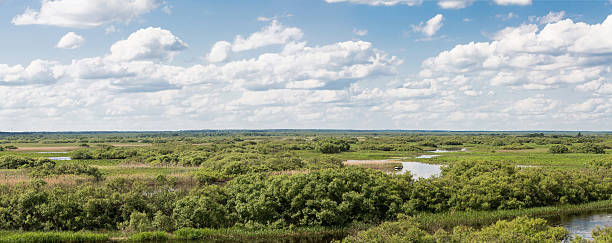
1, 0, 612, 131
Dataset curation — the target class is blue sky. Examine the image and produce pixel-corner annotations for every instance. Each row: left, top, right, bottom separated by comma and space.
1, 0, 612, 131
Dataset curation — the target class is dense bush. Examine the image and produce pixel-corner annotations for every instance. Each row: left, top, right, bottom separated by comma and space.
226, 168, 412, 227
574, 142, 606, 154
0, 155, 54, 169
549, 144, 569, 154
0, 161, 610, 232
406, 160, 612, 213
343, 216, 569, 243
173, 185, 230, 228
30, 163, 104, 181
317, 139, 350, 154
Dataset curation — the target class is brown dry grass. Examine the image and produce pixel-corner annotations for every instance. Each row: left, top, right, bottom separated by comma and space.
0, 170, 87, 186
9, 146, 79, 152
343, 159, 400, 165
111, 144, 152, 147
495, 148, 548, 153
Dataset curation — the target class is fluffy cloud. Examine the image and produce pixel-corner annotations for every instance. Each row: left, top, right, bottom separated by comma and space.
437, 0, 474, 9
206, 21, 303, 63
505, 97, 560, 115
108, 27, 188, 62
207, 41, 232, 63
324, 0, 423, 6
412, 14, 444, 37
0, 60, 63, 85
232, 21, 303, 52
493, 0, 532, 6
12, 0, 160, 28
420, 14, 612, 95
56, 32, 85, 49
211, 40, 401, 90
5, 13, 612, 131
565, 98, 612, 113
0, 23, 404, 130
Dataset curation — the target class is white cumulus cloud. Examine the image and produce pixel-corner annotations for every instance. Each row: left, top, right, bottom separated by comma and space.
207, 41, 232, 63
56, 32, 85, 49
232, 20, 303, 52
505, 96, 559, 115
437, 0, 474, 9
324, 0, 423, 6
12, 0, 160, 28
494, 0, 532, 6
108, 27, 188, 62
412, 14, 444, 37
420, 14, 612, 95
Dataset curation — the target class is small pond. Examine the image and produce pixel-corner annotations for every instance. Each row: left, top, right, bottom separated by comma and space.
397, 162, 442, 179
415, 154, 441, 159
36, 152, 69, 154
554, 212, 612, 240
48, 157, 72, 161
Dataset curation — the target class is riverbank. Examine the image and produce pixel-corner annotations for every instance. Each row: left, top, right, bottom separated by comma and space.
1, 201, 610, 242
414, 200, 612, 232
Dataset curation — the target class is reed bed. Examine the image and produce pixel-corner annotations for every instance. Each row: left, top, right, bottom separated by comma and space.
126, 231, 169, 241
0, 231, 109, 243
415, 200, 612, 232
172, 226, 348, 242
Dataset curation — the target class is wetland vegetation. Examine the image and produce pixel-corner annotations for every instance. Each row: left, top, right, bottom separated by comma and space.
0, 130, 611, 242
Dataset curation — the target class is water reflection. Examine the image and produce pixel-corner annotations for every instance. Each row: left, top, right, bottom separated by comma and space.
415, 154, 440, 159
48, 157, 71, 161
555, 212, 612, 240
397, 162, 442, 179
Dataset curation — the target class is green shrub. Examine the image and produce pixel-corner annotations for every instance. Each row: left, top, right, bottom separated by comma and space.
193, 168, 227, 185
317, 139, 350, 154
71, 149, 93, 159
591, 157, 612, 170
152, 211, 175, 232
172, 185, 230, 228
30, 163, 104, 181
574, 142, 606, 154
549, 144, 569, 154
0, 156, 55, 169
344, 217, 568, 243
591, 226, 612, 242
0, 231, 109, 243
127, 231, 169, 241
124, 211, 153, 232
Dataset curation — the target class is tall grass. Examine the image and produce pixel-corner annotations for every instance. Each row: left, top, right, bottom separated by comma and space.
173, 226, 348, 242
0, 231, 109, 243
127, 231, 169, 241
415, 200, 612, 232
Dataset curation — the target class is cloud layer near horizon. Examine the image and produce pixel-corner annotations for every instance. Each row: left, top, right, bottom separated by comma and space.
2, 9, 612, 131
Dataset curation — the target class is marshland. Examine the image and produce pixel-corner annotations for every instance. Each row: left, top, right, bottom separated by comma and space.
0, 131, 610, 242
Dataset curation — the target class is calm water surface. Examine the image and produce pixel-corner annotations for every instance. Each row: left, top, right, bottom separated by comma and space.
554, 212, 612, 240
415, 154, 440, 159
397, 162, 442, 178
